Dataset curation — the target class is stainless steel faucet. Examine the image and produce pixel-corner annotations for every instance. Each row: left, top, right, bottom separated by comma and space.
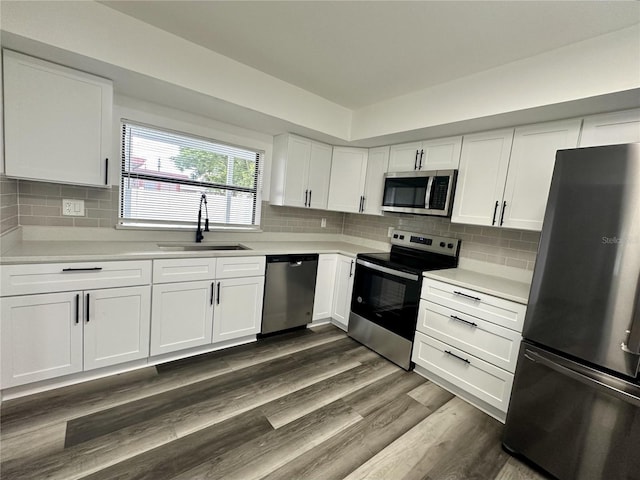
196, 193, 210, 243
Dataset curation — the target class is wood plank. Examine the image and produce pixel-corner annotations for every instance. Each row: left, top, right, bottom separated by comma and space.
261, 354, 399, 428
171, 399, 363, 480
407, 380, 456, 413
0, 422, 66, 464
400, 408, 508, 480
79, 410, 274, 480
494, 456, 552, 480
261, 394, 432, 480
341, 369, 427, 416
64, 336, 358, 447
342, 397, 483, 480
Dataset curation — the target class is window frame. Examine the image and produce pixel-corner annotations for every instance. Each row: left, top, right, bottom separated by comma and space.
118, 119, 263, 231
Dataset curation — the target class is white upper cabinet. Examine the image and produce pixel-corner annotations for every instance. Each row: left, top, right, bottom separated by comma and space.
452, 119, 580, 231
452, 129, 514, 227
3, 50, 113, 187
362, 146, 390, 216
327, 147, 368, 213
271, 133, 332, 210
579, 109, 640, 147
388, 136, 462, 172
502, 119, 581, 230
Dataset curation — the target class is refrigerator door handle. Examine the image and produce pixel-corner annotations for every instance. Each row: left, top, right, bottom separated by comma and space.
622, 276, 640, 355
524, 348, 640, 407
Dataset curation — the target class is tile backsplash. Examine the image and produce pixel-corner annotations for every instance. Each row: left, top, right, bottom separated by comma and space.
1, 175, 540, 270
343, 212, 540, 270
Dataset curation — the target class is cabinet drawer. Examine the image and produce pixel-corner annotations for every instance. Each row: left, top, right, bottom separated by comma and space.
421, 278, 526, 332
153, 258, 216, 284
412, 331, 513, 413
0, 261, 152, 296
216, 256, 266, 279
417, 300, 521, 372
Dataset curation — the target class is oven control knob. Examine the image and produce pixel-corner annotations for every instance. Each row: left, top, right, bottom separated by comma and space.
448, 243, 454, 248
357, 296, 363, 303
439, 242, 445, 247
393, 234, 398, 239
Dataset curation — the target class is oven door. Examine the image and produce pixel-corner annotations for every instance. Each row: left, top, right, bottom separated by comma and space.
350, 259, 421, 340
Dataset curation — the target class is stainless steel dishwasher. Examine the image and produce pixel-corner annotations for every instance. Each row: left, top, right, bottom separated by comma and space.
261, 254, 319, 335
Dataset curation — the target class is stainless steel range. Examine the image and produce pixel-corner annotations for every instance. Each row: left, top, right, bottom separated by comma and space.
349, 229, 460, 369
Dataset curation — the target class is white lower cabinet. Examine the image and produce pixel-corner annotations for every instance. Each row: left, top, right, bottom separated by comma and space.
412, 277, 525, 423
1, 285, 151, 388
84, 286, 151, 371
150, 280, 214, 356
150, 256, 266, 356
1, 292, 83, 388
213, 276, 265, 342
331, 255, 355, 330
312, 254, 338, 321
0, 261, 153, 389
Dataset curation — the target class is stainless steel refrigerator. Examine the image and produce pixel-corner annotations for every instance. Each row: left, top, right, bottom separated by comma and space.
503, 143, 640, 480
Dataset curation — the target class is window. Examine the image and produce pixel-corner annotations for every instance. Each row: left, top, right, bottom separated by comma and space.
119, 122, 262, 229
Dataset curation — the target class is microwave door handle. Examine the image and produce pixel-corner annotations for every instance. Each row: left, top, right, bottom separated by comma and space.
424, 176, 434, 209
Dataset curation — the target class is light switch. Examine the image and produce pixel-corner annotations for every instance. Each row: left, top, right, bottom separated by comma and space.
62, 199, 85, 216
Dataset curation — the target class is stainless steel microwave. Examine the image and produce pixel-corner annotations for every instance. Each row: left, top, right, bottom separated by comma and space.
381, 169, 457, 216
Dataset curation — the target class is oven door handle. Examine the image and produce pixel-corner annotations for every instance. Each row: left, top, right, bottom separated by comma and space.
356, 259, 419, 281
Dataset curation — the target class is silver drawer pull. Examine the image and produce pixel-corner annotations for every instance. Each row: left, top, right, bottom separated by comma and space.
450, 315, 478, 327
453, 290, 481, 302
444, 350, 471, 365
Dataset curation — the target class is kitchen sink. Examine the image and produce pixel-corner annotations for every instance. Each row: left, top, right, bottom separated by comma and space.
157, 243, 251, 251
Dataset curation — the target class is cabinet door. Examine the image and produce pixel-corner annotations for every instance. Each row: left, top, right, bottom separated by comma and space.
502, 119, 581, 231
150, 281, 214, 356
420, 136, 462, 170
388, 141, 421, 172
579, 109, 640, 147
283, 135, 312, 208
331, 256, 355, 330
362, 146, 389, 216
313, 254, 338, 321
306, 141, 333, 209
84, 286, 151, 370
213, 276, 265, 342
3, 50, 112, 187
1, 292, 83, 388
327, 147, 368, 213
451, 129, 514, 227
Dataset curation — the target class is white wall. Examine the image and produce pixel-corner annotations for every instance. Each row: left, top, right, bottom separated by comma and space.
1, 1, 638, 144
352, 25, 640, 140
113, 95, 275, 200
1, 0, 353, 141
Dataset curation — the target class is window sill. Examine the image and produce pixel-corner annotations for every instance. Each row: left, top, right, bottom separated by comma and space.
116, 222, 262, 233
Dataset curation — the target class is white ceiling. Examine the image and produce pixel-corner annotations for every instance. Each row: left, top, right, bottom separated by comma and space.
99, 1, 640, 109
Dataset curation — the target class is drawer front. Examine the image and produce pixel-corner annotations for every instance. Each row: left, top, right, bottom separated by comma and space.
216, 256, 266, 279
153, 258, 216, 284
412, 331, 514, 413
1, 261, 152, 296
421, 278, 526, 332
417, 300, 521, 372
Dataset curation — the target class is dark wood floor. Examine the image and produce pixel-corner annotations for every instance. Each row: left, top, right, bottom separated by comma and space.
0, 325, 549, 480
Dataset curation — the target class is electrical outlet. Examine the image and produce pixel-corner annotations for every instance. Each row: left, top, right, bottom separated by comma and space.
321, 218, 327, 228
62, 199, 85, 217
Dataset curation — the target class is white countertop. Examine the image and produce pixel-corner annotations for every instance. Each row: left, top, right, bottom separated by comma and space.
0, 239, 383, 264
424, 266, 532, 305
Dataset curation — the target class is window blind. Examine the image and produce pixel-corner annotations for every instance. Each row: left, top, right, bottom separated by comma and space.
119, 122, 262, 229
